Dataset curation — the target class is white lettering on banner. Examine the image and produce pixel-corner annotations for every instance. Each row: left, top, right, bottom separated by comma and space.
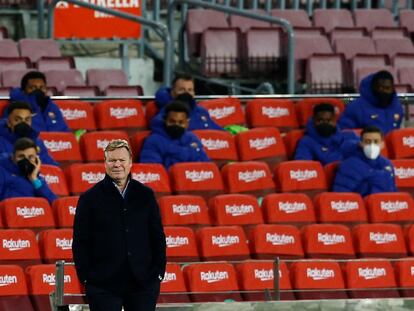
185, 170, 214, 182
132, 172, 160, 184
238, 170, 266, 183
200, 270, 229, 283
42, 273, 71, 285
395, 167, 414, 179
331, 201, 359, 213
166, 235, 189, 248
290, 170, 317, 181
96, 139, 110, 150
0, 275, 17, 287
81, 172, 105, 184
402, 136, 414, 148
162, 272, 177, 283
317, 233, 345, 245
262, 107, 289, 118
249, 137, 276, 150
44, 140, 72, 152
369, 232, 397, 244
56, 238, 73, 250
2, 239, 30, 251
266, 233, 295, 245
172, 204, 201, 216
109, 107, 138, 119
75, 0, 139, 8
208, 107, 235, 120
211, 235, 240, 247
201, 138, 229, 150
380, 201, 409, 213
61, 109, 86, 120
307, 268, 335, 280
41, 174, 59, 184
358, 267, 386, 280
278, 201, 307, 213
69, 206, 77, 215
254, 269, 274, 281
16, 207, 45, 219
225, 204, 254, 216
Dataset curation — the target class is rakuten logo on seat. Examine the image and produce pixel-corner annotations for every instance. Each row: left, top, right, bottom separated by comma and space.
266, 233, 295, 245
369, 232, 397, 244
81, 172, 105, 184
61, 109, 87, 120
254, 268, 274, 281
395, 167, 414, 179
358, 267, 386, 280
166, 235, 189, 248
172, 204, 201, 216
238, 170, 266, 183
249, 137, 276, 150
0, 275, 17, 287
200, 270, 229, 283
132, 172, 160, 184
109, 107, 138, 119
306, 268, 335, 280
402, 136, 414, 148
211, 235, 240, 247
201, 138, 229, 151
2, 239, 30, 251
262, 107, 289, 118
225, 204, 254, 216
16, 206, 45, 218
380, 201, 408, 213
41, 174, 59, 184
208, 107, 235, 120
317, 233, 345, 245
68, 205, 76, 215
289, 170, 317, 181
42, 273, 71, 285
185, 170, 214, 182
162, 272, 177, 283
331, 201, 359, 213
278, 201, 307, 213
96, 139, 110, 150
56, 238, 73, 250
44, 140, 72, 152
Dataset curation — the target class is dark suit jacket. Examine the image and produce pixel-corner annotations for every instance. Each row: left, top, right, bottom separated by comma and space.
72, 174, 166, 285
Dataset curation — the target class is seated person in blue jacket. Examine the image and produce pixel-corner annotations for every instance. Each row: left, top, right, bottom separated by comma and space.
1, 137, 57, 204
140, 101, 211, 169
333, 125, 397, 197
0, 101, 57, 165
338, 70, 403, 135
151, 73, 223, 131
6, 71, 69, 132
294, 103, 359, 165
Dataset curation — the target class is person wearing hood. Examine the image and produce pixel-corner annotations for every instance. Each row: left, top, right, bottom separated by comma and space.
150, 73, 223, 131
333, 125, 397, 197
294, 103, 359, 165
6, 71, 69, 132
338, 70, 403, 135
0, 101, 58, 165
1, 137, 57, 204
140, 101, 210, 169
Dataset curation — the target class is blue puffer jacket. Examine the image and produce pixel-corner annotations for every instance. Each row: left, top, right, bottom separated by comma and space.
150, 87, 223, 131
0, 119, 58, 165
294, 121, 359, 165
7, 88, 69, 132
0, 158, 57, 204
140, 121, 210, 169
333, 147, 397, 197
338, 73, 403, 134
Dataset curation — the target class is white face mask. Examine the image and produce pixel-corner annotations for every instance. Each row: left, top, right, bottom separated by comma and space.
363, 143, 381, 160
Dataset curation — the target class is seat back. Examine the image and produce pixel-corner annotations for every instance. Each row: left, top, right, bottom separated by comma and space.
44, 69, 84, 93
394, 258, 414, 297
0, 229, 41, 267
52, 196, 78, 228
86, 69, 128, 93
159, 263, 189, 303
0, 265, 34, 311
333, 37, 376, 60
374, 38, 414, 58
39, 165, 69, 196
131, 163, 171, 196
313, 9, 354, 33
65, 163, 106, 195
164, 226, 199, 262
39, 132, 82, 163
271, 9, 312, 27
353, 9, 395, 32
38, 229, 73, 263
392, 159, 414, 195
0, 39, 19, 57
198, 97, 245, 127
55, 100, 96, 131
19, 39, 61, 63
387, 128, 414, 159
365, 192, 414, 223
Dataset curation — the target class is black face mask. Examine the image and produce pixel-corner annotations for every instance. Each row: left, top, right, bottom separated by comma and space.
30, 89, 49, 111
165, 124, 186, 139
17, 158, 35, 176
375, 91, 394, 107
175, 93, 194, 107
315, 123, 337, 137
13, 122, 33, 138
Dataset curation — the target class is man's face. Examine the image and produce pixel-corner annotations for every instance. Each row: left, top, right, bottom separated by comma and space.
313, 111, 336, 127
104, 147, 132, 183
165, 111, 189, 129
13, 147, 38, 164
360, 132, 384, 149
373, 79, 394, 95
7, 109, 32, 131
171, 79, 195, 98
24, 78, 47, 94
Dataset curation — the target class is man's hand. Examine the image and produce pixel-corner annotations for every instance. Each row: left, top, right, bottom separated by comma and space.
28, 155, 41, 182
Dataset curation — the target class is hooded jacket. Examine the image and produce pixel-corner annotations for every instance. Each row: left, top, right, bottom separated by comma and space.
0, 119, 58, 165
338, 73, 403, 134
294, 121, 359, 165
333, 147, 397, 197
140, 120, 210, 169
7, 88, 69, 132
150, 87, 223, 131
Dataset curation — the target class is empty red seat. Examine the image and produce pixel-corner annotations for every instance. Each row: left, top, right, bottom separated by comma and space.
37, 56, 75, 71
55, 100, 96, 131
352, 223, 407, 258
129, 131, 150, 160
158, 263, 189, 303
86, 69, 129, 94
130, 163, 170, 196
164, 226, 199, 262
62, 86, 98, 97
229, 9, 269, 32
375, 38, 414, 58
405, 224, 414, 255
197, 226, 249, 261
345, 259, 399, 299
0, 39, 19, 58
52, 196, 78, 228
400, 9, 414, 33
295, 98, 345, 127
399, 67, 414, 90
44, 70, 84, 94
38, 229, 73, 263
104, 85, 143, 96
39, 165, 69, 197
392, 159, 414, 194
313, 192, 368, 225
249, 224, 304, 259
394, 258, 414, 297
198, 98, 245, 127
387, 128, 414, 159
19, 39, 61, 64
392, 53, 414, 71
365, 192, 414, 223
283, 129, 304, 159
353, 9, 395, 33
333, 37, 376, 60
271, 9, 311, 27
0, 265, 34, 311
208, 194, 263, 226
2, 69, 31, 88
313, 9, 354, 33
38, 132, 82, 164
0, 57, 30, 73
221, 161, 275, 196
65, 163, 105, 195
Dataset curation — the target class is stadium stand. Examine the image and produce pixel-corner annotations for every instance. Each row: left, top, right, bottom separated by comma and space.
38, 229, 73, 263
198, 97, 245, 127
131, 163, 171, 196
158, 263, 189, 303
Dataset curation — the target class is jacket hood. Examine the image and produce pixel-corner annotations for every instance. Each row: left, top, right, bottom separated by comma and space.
155, 86, 196, 110
9, 88, 26, 101
359, 73, 399, 109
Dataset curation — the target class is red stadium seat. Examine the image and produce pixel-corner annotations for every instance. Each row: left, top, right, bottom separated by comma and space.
158, 263, 189, 303
19, 39, 61, 64
2, 69, 31, 88
324, 161, 339, 190
248, 224, 304, 259
39, 165, 69, 197
129, 131, 150, 161
295, 98, 345, 127
86, 69, 129, 94
158, 195, 210, 226
37, 56, 75, 71
271, 9, 311, 27
353, 9, 395, 33
405, 224, 414, 255
44, 70, 85, 94
0, 57, 30, 73
144, 101, 158, 124
38, 229, 73, 263
392, 159, 414, 195
365, 192, 414, 224
55, 100, 96, 131
52, 196, 78, 228
387, 128, 414, 159
283, 129, 304, 159
65, 163, 105, 195
164, 226, 199, 262
229, 9, 269, 31
0, 39, 19, 58
374, 38, 414, 58
0, 265, 34, 311
394, 258, 414, 297
262, 193, 316, 226
197, 226, 250, 261
313, 9, 354, 33
352, 223, 407, 258
333, 37, 376, 60
38, 132, 82, 165
198, 97, 245, 127
130, 163, 170, 197
104, 85, 143, 96
63, 86, 99, 97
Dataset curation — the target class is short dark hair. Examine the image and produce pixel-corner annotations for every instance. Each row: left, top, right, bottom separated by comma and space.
372, 70, 394, 88
164, 101, 190, 118
21, 71, 46, 90
7, 101, 32, 115
361, 125, 384, 139
172, 73, 194, 88
313, 103, 335, 116
13, 137, 38, 153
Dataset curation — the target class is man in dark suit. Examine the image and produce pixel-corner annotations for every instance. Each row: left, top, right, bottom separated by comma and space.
73, 139, 166, 311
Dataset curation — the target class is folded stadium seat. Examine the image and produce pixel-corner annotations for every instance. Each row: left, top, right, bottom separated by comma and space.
103, 85, 143, 96
185, 9, 229, 57
394, 84, 412, 93
158, 195, 210, 227
329, 27, 367, 43
290, 260, 347, 300
405, 224, 414, 255
197, 226, 250, 261
36, 56, 75, 71
52, 196, 79, 228
39, 164, 69, 197
130, 163, 170, 197
0, 39, 19, 58
399, 9, 414, 34
312, 9, 354, 34
283, 129, 304, 160
344, 259, 399, 299
0, 57, 30, 74
129, 131, 150, 161
248, 224, 304, 259
54, 100, 96, 131
0, 229, 41, 268
353, 9, 396, 33
394, 258, 414, 297
398, 68, 414, 90
38, 229, 73, 263
0, 26, 7, 39
333, 37, 376, 60
158, 263, 190, 303
38, 132, 82, 167
169, 162, 223, 200
94, 100, 146, 133
324, 161, 339, 190
295, 98, 345, 127
79, 131, 130, 162
392, 159, 414, 195
273, 160, 327, 198
200, 28, 242, 77
86, 69, 130, 95
262, 193, 316, 226
25, 264, 84, 311
0, 88, 10, 96
62, 86, 99, 97
221, 161, 275, 197
193, 130, 238, 168
352, 223, 407, 258
271, 9, 312, 27
313, 192, 368, 226
198, 98, 245, 128
164, 226, 199, 262
19, 39, 61, 64
245, 99, 298, 131
228, 9, 269, 32
355, 66, 397, 91
1, 69, 31, 88
0, 265, 35, 311
236, 260, 294, 301
385, 128, 414, 159
208, 194, 263, 227
235, 127, 286, 169
351, 54, 389, 87
44, 70, 85, 94
65, 163, 105, 195
393, 54, 414, 71
374, 38, 414, 59
301, 224, 355, 259
1, 198, 55, 232
183, 262, 242, 302
372, 27, 409, 39
365, 192, 414, 224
